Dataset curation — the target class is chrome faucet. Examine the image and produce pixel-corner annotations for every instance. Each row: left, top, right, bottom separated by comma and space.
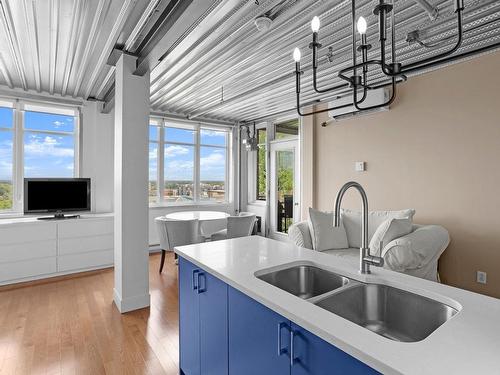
334, 181, 384, 274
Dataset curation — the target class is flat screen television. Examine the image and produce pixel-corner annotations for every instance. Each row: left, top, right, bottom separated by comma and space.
24, 178, 91, 219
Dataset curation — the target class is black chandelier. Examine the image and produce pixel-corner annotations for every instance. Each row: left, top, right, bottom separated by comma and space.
294, 0, 465, 117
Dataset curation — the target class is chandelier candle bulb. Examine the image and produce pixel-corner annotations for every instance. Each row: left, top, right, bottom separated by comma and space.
311, 16, 320, 33
357, 16, 367, 34
293, 47, 301, 62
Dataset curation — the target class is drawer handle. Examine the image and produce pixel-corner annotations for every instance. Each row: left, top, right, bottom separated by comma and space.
277, 322, 290, 356
192, 270, 199, 291
197, 272, 206, 294
290, 329, 298, 366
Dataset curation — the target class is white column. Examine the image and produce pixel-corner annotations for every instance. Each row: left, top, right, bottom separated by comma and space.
113, 53, 150, 313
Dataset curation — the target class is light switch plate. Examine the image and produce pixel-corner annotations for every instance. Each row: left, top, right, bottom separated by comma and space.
355, 161, 366, 172
476, 271, 487, 284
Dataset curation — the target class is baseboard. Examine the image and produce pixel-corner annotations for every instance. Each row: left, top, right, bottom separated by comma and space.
113, 288, 151, 313
149, 244, 161, 253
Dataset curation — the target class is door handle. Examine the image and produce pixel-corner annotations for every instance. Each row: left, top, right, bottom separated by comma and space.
290, 329, 299, 366
192, 270, 199, 291
197, 272, 206, 293
277, 322, 290, 356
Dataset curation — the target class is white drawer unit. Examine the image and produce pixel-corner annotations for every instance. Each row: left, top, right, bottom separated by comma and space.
58, 217, 114, 238
58, 249, 114, 273
0, 221, 56, 245
0, 214, 114, 285
0, 258, 57, 283
0, 240, 57, 263
58, 234, 113, 255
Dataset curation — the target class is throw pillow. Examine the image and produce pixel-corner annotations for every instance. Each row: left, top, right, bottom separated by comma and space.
369, 218, 413, 256
308, 207, 348, 251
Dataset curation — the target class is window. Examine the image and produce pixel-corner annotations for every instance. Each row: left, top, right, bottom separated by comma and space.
164, 127, 195, 203
149, 118, 230, 205
275, 119, 299, 140
256, 128, 266, 201
0, 106, 14, 211
200, 128, 227, 203
0, 101, 79, 213
23, 110, 76, 177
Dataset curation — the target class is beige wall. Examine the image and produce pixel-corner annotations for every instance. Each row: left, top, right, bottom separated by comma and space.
312, 51, 500, 298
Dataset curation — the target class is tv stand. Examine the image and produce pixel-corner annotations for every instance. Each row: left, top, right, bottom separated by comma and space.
0, 213, 114, 286
37, 213, 81, 221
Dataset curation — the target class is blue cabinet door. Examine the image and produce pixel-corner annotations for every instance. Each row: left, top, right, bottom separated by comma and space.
179, 257, 200, 375
228, 287, 290, 375
290, 323, 379, 375
199, 271, 228, 375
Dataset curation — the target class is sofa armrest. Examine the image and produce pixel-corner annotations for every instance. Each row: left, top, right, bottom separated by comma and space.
381, 225, 450, 272
288, 221, 313, 250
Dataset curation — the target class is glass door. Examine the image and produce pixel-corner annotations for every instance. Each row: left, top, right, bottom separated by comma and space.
269, 139, 299, 240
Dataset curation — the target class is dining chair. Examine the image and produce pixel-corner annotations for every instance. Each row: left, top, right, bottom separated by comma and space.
211, 212, 256, 241
155, 217, 204, 273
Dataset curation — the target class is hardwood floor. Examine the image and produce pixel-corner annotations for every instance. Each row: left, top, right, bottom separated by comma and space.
0, 253, 180, 375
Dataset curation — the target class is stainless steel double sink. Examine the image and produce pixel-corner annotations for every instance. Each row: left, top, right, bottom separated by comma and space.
256, 264, 458, 342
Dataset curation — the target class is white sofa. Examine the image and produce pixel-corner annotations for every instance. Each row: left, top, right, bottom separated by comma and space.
288, 212, 450, 282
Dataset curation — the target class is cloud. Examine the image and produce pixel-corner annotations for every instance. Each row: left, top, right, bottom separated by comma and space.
165, 159, 194, 180
200, 151, 225, 167
200, 150, 225, 180
202, 130, 225, 137
24, 135, 74, 158
53, 120, 65, 128
0, 160, 12, 180
149, 147, 157, 160
165, 145, 190, 157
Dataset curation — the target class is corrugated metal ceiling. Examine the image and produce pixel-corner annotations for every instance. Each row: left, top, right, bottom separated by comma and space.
0, 0, 150, 99
149, 0, 500, 122
0, 0, 498, 122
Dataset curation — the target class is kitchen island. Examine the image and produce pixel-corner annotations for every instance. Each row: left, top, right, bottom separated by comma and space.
175, 235, 500, 375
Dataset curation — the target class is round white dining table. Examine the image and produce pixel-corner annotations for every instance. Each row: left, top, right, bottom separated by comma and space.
164, 210, 230, 237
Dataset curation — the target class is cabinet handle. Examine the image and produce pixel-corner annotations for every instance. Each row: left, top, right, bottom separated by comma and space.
277, 322, 290, 356
290, 329, 298, 366
197, 272, 206, 293
192, 270, 199, 291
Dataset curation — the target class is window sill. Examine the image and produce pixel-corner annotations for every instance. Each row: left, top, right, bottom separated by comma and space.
0, 212, 23, 219
247, 200, 267, 207
149, 201, 230, 209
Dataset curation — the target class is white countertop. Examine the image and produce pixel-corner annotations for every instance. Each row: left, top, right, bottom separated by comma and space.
175, 236, 500, 375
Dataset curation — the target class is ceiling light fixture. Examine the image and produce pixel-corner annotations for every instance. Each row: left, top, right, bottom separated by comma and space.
242, 123, 259, 152
293, 0, 465, 117
254, 16, 273, 32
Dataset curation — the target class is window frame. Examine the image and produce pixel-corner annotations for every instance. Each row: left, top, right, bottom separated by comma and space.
0, 99, 80, 214
149, 117, 231, 207
148, 120, 161, 204
255, 127, 267, 201
0, 104, 15, 212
